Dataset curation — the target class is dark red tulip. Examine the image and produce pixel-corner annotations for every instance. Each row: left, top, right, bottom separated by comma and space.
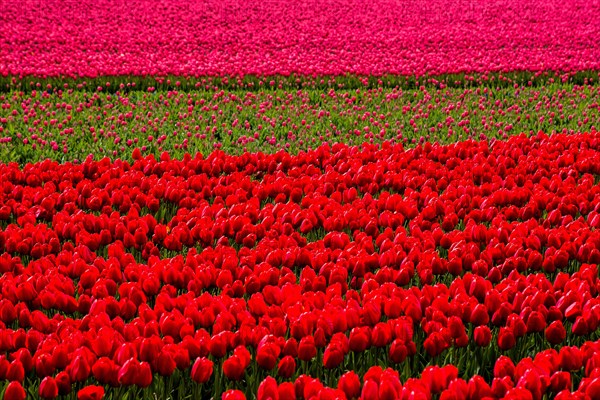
191, 357, 213, 384
498, 327, 516, 351
55, 371, 71, 395
549, 371, 571, 393
6, 360, 24, 382
277, 356, 296, 379
494, 356, 516, 379
67, 354, 91, 382
92, 357, 118, 386
474, 326, 492, 347
526, 311, 546, 333
349, 327, 371, 353
298, 336, 317, 361
155, 349, 177, 377
77, 386, 104, 400
323, 344, 344, 369
39, 376, 59, 399
545, 320, 566, 345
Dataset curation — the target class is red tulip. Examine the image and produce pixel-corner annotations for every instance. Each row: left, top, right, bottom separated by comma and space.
283, 338, 298, 358
470, 304, 489, 326
256, 339, 281, 370
139, 336, 162, 362
338, 371, 361, 400
361, 379, 379, 400
572, 316, 589, 336
323, 343, 345, 369
278, 382, 296, 400
526, 311, 546, 333
257, 377, 279, 400
55, 371, 72, 395
349, 327, 371, 353
92, 357, 118, 386
549, 371, 571, 393
558, 346, 583, 371
35, 352, 56, 378
371, 322, 392, 347
586, 377, 600, 400
491, 377, 513, 398
118, 358, 151, 387
222, 390, 246, 400
210, 332, 228, 358
297, 336, 317, 361
77, 386, 105, 400
6, 360, 24, 382
379, 377, 401, 400
467, 375, 492, 400
424, 332, 448, 357
494, 356, 516, 379
277, 356, 296, 379
39, 377, 59, 400
135, 361, 153, 388
155, 349, 177, 377
474, 326, 491, 347
191, 357, 213, 384
67, 354, 91, 383
545, 321, 566, 345
389, 339, 408, 363
3, 381, 25, 400
498, 327, 516, 351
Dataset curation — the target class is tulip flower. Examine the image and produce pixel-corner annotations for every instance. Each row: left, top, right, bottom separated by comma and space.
191, 357, 213, 384
77, 386, 105, 400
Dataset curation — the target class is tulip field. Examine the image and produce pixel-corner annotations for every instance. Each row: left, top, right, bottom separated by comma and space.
2, 1, 600, 400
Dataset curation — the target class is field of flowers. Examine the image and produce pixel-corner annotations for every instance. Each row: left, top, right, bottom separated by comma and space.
1, 132, 600, 400
2, 0, 600, 400
1, 0, 600, 77
1, 73, 599, 163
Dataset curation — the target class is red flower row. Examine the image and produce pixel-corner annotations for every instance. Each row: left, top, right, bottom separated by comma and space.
1, 132, 600, 399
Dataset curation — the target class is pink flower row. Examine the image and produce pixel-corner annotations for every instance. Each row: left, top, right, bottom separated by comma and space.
1, 0, 599, 77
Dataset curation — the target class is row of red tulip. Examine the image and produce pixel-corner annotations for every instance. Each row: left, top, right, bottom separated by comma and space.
3, 338, 600, 399
1, 132, 600, 398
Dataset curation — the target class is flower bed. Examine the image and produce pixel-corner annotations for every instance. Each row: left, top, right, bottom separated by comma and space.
1, 0, 600, 77
1, 77, 599, 163
1, 132, 600, 398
